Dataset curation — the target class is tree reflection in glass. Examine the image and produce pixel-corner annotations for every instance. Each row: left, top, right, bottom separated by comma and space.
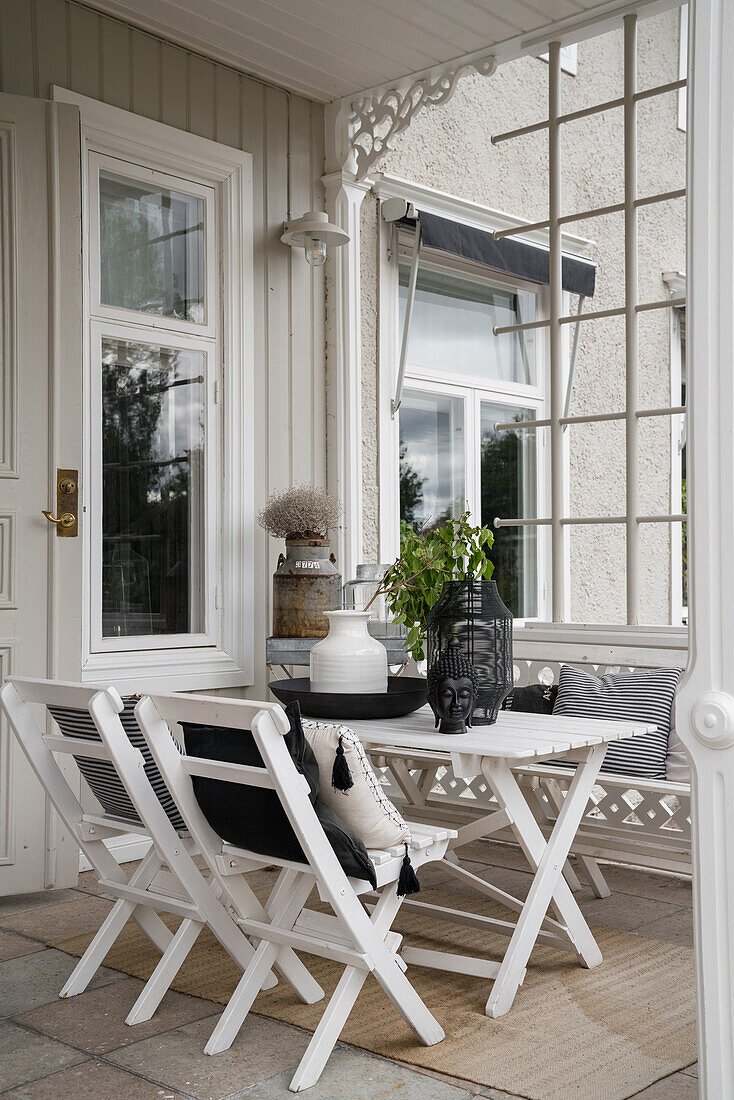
101, 337, 205, 637
399, 391, 465, 533
99, 172, 205, 323
480, 403, 537, 618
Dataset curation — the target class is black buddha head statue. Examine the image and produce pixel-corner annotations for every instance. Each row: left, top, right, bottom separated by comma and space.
427, 637, 480, 735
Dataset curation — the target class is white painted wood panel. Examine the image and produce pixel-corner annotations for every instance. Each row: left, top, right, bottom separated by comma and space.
76, 0, 683, 102
0, 0, 327, 698
0, 93, 83, 896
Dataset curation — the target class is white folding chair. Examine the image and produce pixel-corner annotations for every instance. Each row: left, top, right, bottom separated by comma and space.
0, 677, 322, 1025
136, 690, 454, 1093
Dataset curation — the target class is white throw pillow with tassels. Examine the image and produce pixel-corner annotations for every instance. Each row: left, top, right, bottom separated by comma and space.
303, 720, 411, 850
303, 719, 420, 895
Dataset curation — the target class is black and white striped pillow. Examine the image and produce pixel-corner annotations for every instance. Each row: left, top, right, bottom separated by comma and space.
552, 664, 682, 780
48, 698, 186, 831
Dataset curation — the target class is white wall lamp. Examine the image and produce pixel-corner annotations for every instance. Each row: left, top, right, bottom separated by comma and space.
280, 211, 350, 267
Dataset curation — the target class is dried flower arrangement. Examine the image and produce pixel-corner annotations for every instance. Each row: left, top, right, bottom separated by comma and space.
258, 484, 342, 540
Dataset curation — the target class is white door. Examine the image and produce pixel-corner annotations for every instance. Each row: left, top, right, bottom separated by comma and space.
0, 92, 83, 895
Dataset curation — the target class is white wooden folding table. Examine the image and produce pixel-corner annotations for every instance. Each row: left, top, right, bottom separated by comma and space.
348, 707, 655, 1018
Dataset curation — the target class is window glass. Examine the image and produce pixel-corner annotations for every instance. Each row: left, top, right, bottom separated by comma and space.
99, 171, 205, 323
399, 391, 465, 532
399, 260, 537, 385
101, 336, 205, 637
480, 402, 538, 617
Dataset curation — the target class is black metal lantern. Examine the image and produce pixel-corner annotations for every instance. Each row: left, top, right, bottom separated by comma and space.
426, 577, 513, 725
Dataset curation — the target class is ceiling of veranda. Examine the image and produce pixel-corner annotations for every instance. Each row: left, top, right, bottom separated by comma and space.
84, 0, 681, 103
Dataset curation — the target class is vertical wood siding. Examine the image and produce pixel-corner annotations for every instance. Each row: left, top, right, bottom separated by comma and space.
0, 0, 327, 694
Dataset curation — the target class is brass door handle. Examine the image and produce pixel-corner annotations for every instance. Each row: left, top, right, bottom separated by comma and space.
42, 510, 75, 529
44, 468, 79, 536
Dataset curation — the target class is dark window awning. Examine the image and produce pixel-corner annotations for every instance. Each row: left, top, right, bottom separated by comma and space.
410, 210, 596, 298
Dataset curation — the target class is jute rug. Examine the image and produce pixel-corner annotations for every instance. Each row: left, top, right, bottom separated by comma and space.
52, 885, 697, 1100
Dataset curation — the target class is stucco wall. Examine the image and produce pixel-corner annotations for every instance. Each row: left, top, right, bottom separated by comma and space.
360, 9, 685, 625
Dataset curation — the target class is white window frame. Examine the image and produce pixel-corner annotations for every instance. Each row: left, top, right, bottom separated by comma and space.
385, 230, 552, 622
669, 281, 687, 626
539, 44, 579, 75
88, 153, 217, 338
374, 178, 590, 625
678, 4, 688, 133
52, 88, 255, 691
89, 318, 219, 654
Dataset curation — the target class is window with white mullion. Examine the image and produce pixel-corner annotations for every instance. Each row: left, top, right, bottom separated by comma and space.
89, 319, 218, 653
88, 150, 221, 656
395, 237, 548, 619
671, 304, 687, 625
89, 152, 217, 337
59, 86, 253, 689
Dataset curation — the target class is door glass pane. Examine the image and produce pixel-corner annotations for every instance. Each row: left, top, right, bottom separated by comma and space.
99, 171, 205, 323
399, 261, 537, 385
399, 390, 465, 532
101, 336, 205, 637
480, 402, 538, 617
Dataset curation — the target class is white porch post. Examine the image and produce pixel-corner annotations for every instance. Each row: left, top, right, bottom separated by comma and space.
676, 0, 734, 1094
323, 103, 369, 579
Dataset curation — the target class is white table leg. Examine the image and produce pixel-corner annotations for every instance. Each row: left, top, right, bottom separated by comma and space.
542, 777, 611, 899
482, 743, 607, 1019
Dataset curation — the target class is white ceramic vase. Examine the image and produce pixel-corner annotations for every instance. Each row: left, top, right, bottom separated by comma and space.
310, 610, 388, 694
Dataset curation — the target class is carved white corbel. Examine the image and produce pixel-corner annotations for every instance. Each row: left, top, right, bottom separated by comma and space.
349, 55, 497, 181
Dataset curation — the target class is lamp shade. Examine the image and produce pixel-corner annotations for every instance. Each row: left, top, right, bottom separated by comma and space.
280, 211, 350, 249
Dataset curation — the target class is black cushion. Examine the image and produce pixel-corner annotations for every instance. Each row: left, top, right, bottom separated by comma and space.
182, 702, 376, 888
501, 684, 558, 714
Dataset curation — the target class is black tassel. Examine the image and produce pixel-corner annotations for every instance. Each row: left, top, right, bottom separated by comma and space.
331, 735, 354, 792
397, 843, 421, 897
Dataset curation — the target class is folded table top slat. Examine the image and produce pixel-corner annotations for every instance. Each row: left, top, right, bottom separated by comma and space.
347, 705, 656, 762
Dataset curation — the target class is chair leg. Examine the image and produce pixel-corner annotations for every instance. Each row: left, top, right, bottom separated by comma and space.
205, 871, 314, 1056
290, 886, 412, 1091
59, 898, 135, 998
125, 918, 204, 1025
124, 848, 175, 954
205, 936, 283, 1056
129, 907, 174, 953
219, 872, 323, 1005
288, 967, 368, 1093
272, 944, 324, 1004
350, 889, 445, 1048
370, 950, 445, 1046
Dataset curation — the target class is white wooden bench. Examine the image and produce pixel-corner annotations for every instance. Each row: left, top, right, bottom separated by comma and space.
370, 624, 690, 897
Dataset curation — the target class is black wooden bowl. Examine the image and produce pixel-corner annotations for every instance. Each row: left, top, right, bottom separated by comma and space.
268, 676, 428, 720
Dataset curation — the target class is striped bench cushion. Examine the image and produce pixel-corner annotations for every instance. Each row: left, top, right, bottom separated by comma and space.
552, 664, 682, 780
48, 698, 186, 831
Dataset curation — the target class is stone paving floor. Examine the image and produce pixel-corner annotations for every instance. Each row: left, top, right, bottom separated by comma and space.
0, 842, 699, 1099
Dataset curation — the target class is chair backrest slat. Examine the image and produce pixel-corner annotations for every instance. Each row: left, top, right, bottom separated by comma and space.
180, 756, 277, 789
7, 676, 186, 832
42, 733, 115, 760
149, 690, 290, 735
0, 680, 144, 883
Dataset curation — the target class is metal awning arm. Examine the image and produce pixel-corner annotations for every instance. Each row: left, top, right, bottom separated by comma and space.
391, 219, 421, 418
563, 294, 586, 427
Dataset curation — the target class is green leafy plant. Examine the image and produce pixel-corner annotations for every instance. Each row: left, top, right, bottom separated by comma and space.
366, 513, 494, 662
